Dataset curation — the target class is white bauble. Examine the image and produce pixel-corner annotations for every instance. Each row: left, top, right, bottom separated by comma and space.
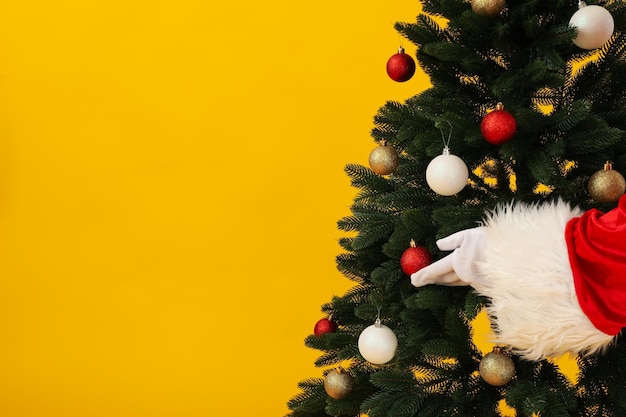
426, 147, 469, 196
358, 319, 398, 365
569, 3, 614, 49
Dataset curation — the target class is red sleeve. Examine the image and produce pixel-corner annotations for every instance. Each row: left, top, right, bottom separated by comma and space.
565, 194, 626, 335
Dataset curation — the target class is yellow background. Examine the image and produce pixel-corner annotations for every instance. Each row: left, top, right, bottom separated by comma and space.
0, 1, 429, 416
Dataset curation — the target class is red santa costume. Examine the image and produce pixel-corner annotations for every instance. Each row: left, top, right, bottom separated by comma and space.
411, 194, 626, 360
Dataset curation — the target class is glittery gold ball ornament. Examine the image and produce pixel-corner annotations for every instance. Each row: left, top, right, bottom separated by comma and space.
323, 368, 354, 399
588, 162, 626, 203
471, 0, 506, 17
479, 347, 515, 386
368, 141, 399, 175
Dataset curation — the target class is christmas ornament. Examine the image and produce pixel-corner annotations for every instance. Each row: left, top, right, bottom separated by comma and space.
480, 102, 517, 145
400, 239, 432, 275
386, 46, 416, 82
471, 0, 506, 17
588, 161, 626, 203
426, 147, 469, 196
323, 368, 354, 399
358, 317, 398, 365
479, 347, 515, 386
314, 317, 337, 336
569, 1, 614, 50
368, 140, 399, 175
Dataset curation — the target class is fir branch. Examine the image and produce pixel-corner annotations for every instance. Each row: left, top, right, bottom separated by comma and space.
305, 333, 355, 358
369, 260, 404, 292
463, 291, 486, 321
404, 286, 451, 311
287, 379, 327, 414
421, 338, 463, 361
396, 14, 446, 46
350, 219, 396, 251
344, 163, 395, 196
360, 385, 424, 417
337, 237, 353, 252
335, 253, 369, 282
312, 351, 340, 368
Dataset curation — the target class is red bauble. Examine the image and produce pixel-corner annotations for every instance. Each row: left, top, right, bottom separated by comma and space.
386, 47, 416, 82
400, 240, 432, 275
314, 317, 337, 336
480, 103, 517, 145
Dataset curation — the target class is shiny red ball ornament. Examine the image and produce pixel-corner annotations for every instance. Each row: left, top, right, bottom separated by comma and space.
480, 102, 517, 145
314, 317, 337, 336
386, 47, 416, 82
400, 240, 432, 275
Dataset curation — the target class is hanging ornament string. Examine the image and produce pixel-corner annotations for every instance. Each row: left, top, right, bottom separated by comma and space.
396, 30, 404, 49
375, 306, 382, 326
438, 120, 453, 154
426, 121, 469, 196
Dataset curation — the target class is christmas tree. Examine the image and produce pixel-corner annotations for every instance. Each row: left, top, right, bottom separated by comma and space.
287, 0, 626, 416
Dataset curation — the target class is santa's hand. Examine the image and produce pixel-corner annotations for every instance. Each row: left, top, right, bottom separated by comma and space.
411, 227, 487, 287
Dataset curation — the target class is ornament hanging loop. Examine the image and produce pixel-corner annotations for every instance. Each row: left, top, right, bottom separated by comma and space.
375, 306, 382, 327
436, 120, 453, 154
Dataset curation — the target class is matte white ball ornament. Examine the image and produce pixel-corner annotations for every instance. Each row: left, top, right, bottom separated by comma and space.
426, 146, 469, 196
569, 1, 614, 50
358, 318, 398, 365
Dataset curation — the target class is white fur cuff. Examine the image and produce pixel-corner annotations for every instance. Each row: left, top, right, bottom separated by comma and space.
473, 200, 615, 360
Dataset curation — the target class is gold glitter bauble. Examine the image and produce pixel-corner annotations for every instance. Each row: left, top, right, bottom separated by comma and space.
471, 0, 506, 17
588, 162, 626, 203
479, 347, 515, 386
323, 368, 354, 399
368, 141, 399, 175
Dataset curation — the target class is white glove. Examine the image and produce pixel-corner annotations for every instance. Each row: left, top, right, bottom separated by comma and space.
411, 227, 487, 287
